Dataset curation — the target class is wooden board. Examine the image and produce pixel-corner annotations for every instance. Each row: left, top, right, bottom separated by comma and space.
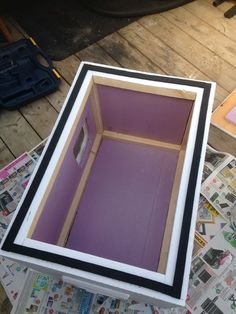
76, 43, 120, 67
138, 16, 234, 101
118, 22, 222, 108
27, 78, 94, 239
57, 134, 102, 246
103, 130, 180, 151
98, 32, 164, 74
0, 109, 41, 157
0, 138, 14, 168
157, 105, 193, 273
93, 75, 196, 101
19, 98, 58, 140
211, 89, 236, 138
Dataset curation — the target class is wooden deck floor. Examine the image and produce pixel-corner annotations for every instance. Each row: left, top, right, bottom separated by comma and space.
1, 0, 236, 169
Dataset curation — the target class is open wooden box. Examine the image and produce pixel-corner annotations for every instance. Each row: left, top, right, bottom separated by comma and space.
0, 63, 215, 307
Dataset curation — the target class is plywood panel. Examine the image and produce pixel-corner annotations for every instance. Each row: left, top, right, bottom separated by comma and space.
54, 55, 81, 84
0, 110, 41, 156
76, 43, 119, 67
0, 139, 15, 169
46, 79, 70, 112
139, 16, 235, 94
98, 32, 164, 74
20, 99, 58, 140
208, 124, 236, 157
164, 7, 236, 70
118, 22, 222, 108
185, 0, 236, 41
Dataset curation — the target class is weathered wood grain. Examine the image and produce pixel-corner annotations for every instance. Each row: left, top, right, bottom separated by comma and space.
76, 43, 119, 66
139, 15, 235, 93
98, 32, 164, 74
186, 0, 236, 40
0, 138, 15, 169
0, 110, 41, 156
19, 99, 58, 139
54, 55, 81, 84
119, 22, 222, 108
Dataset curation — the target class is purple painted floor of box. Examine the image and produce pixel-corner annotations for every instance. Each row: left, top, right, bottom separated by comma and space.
66, 138, 179, 271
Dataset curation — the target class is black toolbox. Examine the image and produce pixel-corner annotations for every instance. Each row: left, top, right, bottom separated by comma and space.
0, 38, 60, 109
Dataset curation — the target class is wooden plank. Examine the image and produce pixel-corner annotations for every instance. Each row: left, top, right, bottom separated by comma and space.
90, 83, 104, 134
163, 6, 236, 70
0, 110, 41, 156
27, 79, 94, 238
98, 32, 164, 74
139, 16, 236, 94
54, 55, 81, 85
93, 75, 196, 101
157, 106, 193, 273
118, 22, 223, 108
211, 89, 236, 137
208, 124, 236, 157
103, 130, 181, 151
185, 0, 236, 41
57, 133, 102, 246
0, 138, 15, 170
76, 43, 119, 66
19, 98, 58, 140
205, 0, 236, 14
45, 79, 70, 113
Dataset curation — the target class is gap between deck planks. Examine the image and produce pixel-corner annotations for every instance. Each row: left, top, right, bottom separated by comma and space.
1, 0, 236, 168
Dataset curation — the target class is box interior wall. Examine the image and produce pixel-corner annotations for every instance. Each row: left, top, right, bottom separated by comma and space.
29, 80, 194, 272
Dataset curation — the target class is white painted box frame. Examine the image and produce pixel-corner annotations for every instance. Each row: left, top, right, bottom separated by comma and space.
0, 63, 215, 307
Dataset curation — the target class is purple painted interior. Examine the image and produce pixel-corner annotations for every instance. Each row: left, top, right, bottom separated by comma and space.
66, 139, 179, 271
226, 106, 236, 125
97, 84, 193, 145
32, 97, 97, 244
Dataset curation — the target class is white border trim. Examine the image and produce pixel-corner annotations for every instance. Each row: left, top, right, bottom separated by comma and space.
0, 62, 215, 306
11, 70, 204, 286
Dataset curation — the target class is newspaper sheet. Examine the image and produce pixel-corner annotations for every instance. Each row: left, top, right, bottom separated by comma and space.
0, 153, 36, 242
0, 142, 47, 307
186, 146, 236, 313
187, 224, 236, 314
201, 147, 236, 222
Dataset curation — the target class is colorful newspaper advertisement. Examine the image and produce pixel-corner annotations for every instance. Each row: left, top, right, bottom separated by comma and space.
0, 280, 12, 313
202, 146, 230, 183
0, 153, 36, 242
187, 223, 236, 313
195, 195, 227, 244
0, 256, 28, 305
201, 149, 236, 221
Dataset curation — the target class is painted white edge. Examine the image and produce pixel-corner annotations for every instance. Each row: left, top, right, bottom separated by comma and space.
180, 82, 216, 300
11, 71, 203, 285
0, 62, 215, 306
